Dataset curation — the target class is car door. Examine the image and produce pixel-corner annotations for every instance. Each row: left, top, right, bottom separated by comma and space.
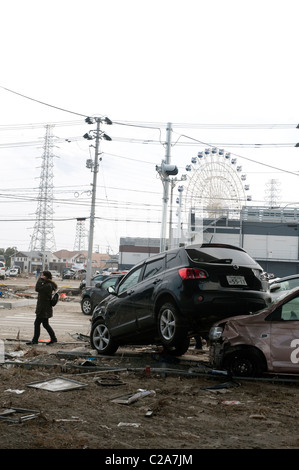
105, 266, 143, 338
269, 296, 299, 373
134, 256, 165, 331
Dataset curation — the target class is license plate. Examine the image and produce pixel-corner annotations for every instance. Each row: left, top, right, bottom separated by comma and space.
226, 275, 247, 286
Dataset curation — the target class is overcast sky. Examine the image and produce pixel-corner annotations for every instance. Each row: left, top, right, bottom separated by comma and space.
1, 0, 298, 254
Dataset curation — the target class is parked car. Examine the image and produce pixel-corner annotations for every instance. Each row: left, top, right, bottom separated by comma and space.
5, 268, 18, 277
90, 243, 271, 356
79, 273, 109, 290
49, 270, 60, 278
62, 268, 76, 279
269, 274, 299, 300
80, 271, 127, 290
209, 287, 299, 377
0, 262, 5, 280
81, 274, 125, 315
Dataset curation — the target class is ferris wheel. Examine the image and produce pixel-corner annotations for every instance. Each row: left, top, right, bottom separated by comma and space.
181, 147, 251, 227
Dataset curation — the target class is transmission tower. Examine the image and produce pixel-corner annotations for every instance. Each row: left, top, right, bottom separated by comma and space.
73, 218, 87, 251
264, 179, 281, 207
30, 124, 56, 254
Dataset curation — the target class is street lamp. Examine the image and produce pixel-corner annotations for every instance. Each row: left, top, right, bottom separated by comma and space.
168, 175, 186, 249
83, 117, 112, 286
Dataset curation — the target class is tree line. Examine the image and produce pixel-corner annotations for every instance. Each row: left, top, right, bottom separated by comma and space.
0, 247, 18, 267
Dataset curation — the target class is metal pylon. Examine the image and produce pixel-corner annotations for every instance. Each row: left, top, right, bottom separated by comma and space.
73, 218, 87, 251
30, 124, 56, 254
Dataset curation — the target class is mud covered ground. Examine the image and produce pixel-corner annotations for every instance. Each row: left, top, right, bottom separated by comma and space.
0, 277, 298, 454
1, 341, 298, 452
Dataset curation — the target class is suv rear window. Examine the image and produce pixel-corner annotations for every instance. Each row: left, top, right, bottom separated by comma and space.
186, 246, 259, 267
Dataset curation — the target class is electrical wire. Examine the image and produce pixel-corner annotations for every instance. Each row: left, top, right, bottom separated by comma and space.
112, 120, 299, 130
0, 85, 88, 118
177, 133, 299, 177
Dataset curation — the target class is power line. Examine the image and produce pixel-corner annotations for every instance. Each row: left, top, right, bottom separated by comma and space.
178, 133, 299, 177
0, 85, 88, 118
113, 120, 299, 130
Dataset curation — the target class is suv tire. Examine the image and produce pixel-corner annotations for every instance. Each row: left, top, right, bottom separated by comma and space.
90, 319, 119, 355
163, 336, 190, 356
158, 302, 188, 350
81, 298, 92, 315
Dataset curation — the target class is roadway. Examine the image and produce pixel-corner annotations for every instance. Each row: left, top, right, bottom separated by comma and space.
0, 276, 91, 343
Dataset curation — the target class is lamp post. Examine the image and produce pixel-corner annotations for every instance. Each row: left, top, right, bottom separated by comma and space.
169, 176, 186, 249
83, 117, 112, 287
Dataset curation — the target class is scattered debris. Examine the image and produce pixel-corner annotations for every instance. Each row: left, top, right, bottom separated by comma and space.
81, 360, 97, 367
26, 376, 88, 392
112, 389, 156, 405
249, 414, 267, 419
53, 417, 86, 423
0, 407, 41, 423
4, 389, 25, 394
221, 400, 243, 405
200, 381, 240, 391
117, 422, 141, 428
95, 376, 125, 386
69, 333, 90, 342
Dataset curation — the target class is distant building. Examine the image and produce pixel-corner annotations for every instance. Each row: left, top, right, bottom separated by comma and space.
118, 206, 299, 277
118, 237, 160, 270
194, 206, 299, 277
11, 249, 113, 276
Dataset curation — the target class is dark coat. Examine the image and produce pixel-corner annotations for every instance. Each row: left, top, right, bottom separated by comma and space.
35, 278, 57, 318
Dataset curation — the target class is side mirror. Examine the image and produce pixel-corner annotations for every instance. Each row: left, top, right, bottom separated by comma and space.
270, 283, 281, 292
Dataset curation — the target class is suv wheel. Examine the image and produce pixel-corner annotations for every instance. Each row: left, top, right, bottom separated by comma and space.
81, 298, 92, 315
90, 319, 119, 355
163, 336, 190, 356
158, 302, 188, 350
224, 350, 263, 377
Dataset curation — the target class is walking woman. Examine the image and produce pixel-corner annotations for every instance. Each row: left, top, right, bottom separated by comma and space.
27, 270, 58, 345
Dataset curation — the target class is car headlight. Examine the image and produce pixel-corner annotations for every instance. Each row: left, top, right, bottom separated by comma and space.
209, 326, 224, 341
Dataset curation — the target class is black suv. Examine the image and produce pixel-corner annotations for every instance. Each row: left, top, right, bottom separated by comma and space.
81, 274, 125, 315
90, 244, 270, 356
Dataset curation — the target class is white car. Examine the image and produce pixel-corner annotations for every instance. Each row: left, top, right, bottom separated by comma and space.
6, 268, 18, 277
49, 270, 60, 278
0, 262, 5, 280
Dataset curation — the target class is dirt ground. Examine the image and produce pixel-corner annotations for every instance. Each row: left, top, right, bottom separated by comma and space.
0, 277, 298, 452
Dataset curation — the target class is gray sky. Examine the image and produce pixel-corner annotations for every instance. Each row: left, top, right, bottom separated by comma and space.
1, 0, 298, 254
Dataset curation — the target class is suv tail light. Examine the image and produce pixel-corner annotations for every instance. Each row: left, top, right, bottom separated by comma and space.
179, 268, 207, 280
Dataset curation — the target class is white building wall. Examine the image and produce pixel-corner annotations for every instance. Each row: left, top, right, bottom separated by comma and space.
119, 251, 155, 266
243, 235, 298, 260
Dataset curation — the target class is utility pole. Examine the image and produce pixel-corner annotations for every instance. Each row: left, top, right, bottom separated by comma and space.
83, 117, 112, 286
156, 123, 178, 253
